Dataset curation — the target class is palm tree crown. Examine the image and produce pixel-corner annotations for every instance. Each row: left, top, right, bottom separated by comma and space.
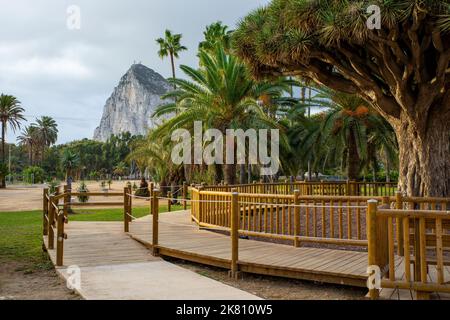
156, 29, 187, 86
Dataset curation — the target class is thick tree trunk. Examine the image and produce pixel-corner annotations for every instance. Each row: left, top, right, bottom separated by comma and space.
347, 127, 360, 181
224, 164, 236, 185
395, 110, 450, 197
213, 163, 223, 184
239, 164, 246, 184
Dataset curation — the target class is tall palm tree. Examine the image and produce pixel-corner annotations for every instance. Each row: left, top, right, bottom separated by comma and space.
34, 116, 58, 163
156, 30, 187, 89
0, 94, 25, 188
17, 125, 39, 166
152, 46, 290, 184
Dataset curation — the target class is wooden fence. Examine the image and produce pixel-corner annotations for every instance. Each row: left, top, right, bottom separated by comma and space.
203, 181, 398, 197
368, 202, 450, 299
43, 182, 449, 299
189, 186, 450, 297
43, 186, 130, 266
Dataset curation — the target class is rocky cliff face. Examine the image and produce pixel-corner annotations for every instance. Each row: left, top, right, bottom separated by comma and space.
93, 63, 171, 141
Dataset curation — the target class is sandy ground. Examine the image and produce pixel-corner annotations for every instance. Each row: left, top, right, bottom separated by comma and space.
0, 261, 81, 300
0, 181, 153, 212
168, 258, 366, 300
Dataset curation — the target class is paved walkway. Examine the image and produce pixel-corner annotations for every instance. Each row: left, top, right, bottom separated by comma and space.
45, 218, 260, 300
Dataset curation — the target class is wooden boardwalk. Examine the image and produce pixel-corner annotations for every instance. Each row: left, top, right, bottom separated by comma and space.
44, 221, 260, 300
129, 211, 370, 287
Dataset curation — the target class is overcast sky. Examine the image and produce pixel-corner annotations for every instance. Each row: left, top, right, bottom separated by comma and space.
0, 0, 270, 144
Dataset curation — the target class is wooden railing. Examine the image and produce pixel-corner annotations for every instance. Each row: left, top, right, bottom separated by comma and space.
190, 186, 450, 296
43, 186, 128, 266
367, 202, 450, 299
192, 188, 379, 248
203, 181, 398, 197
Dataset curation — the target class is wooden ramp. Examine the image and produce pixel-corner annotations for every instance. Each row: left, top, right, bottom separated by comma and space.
129, 211, 369, 288
44, 221, 260, 300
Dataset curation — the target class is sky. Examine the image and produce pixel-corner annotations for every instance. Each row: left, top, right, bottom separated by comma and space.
0, 0, 270, 144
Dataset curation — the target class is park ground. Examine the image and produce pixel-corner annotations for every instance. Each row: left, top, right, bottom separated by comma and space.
0, 183, 366, 300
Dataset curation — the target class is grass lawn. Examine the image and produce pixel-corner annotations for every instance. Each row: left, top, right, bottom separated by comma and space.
0, 205, 184, 270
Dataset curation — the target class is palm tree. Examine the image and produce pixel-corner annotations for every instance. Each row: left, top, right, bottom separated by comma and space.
152, 46, 290, 184
127, 135, 177, 193
17, 125, 39, 166
0, 94, 25, 188
61, 150, 80, 183
34, 116, 58, 163
156, 30, 187, 89
199, 21, 233, 52
310, 88, 398, 181
113, 162, 128, 178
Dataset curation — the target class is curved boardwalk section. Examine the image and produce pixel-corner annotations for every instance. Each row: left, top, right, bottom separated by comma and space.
44, 221, 260, 300
129, 211, 370, 287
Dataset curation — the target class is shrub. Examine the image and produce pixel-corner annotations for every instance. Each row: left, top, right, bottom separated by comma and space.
47, 180, 60, 195
77, 181, 90, 203
23, 166, 45, 184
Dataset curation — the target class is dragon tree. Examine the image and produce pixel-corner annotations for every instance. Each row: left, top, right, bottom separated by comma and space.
233, 0, 450, 197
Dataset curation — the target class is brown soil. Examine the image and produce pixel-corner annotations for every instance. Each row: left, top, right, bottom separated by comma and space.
167, 258, 366, 300
0, 261, 81, 300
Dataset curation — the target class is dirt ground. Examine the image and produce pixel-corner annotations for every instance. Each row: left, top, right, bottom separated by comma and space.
0, 261, 81, 300
168, 258, 366, 300
0, 181, 149, 212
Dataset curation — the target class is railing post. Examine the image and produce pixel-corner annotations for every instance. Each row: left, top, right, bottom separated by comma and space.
229, 189, 240, 279
48, 195, 55, 250
124, 187, 129, 233
395, 192, 404, 256
56, 207, 66, 267
149, 182, 154, 215
294, 190, 301, 247
183, 182, 188, 210
367, 199, 380, 300
43, 188, 49, 236
167, 191, 172, 212
152, 189, 160, 256
198, 186, 204, 223
128, 186, 133, 220
63, 185, 71, 217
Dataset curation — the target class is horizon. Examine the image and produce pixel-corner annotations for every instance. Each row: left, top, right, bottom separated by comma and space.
0, 0, 270, 145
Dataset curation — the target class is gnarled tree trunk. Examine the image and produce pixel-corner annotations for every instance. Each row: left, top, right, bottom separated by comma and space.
347, 127, 360, 181
224, 164, 236, 185
394, 109, 450, 197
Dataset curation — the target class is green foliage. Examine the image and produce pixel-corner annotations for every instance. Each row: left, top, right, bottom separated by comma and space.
0, 162, 9, 179
156, 29, 187, 60
77, 181, 90, 203
23, 166, 45, 184
199, 21, 233, 53
48, 180, 60, 194
61, 149, 80, 179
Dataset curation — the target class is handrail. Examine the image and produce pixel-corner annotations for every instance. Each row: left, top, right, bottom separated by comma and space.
368, 201, 450, 300
43, 186, 130, 267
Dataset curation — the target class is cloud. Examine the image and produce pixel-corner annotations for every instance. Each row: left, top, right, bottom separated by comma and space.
0, 0, 270, 144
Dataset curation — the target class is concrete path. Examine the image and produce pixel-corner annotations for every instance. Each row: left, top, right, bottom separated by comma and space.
45, 219, 260, 300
